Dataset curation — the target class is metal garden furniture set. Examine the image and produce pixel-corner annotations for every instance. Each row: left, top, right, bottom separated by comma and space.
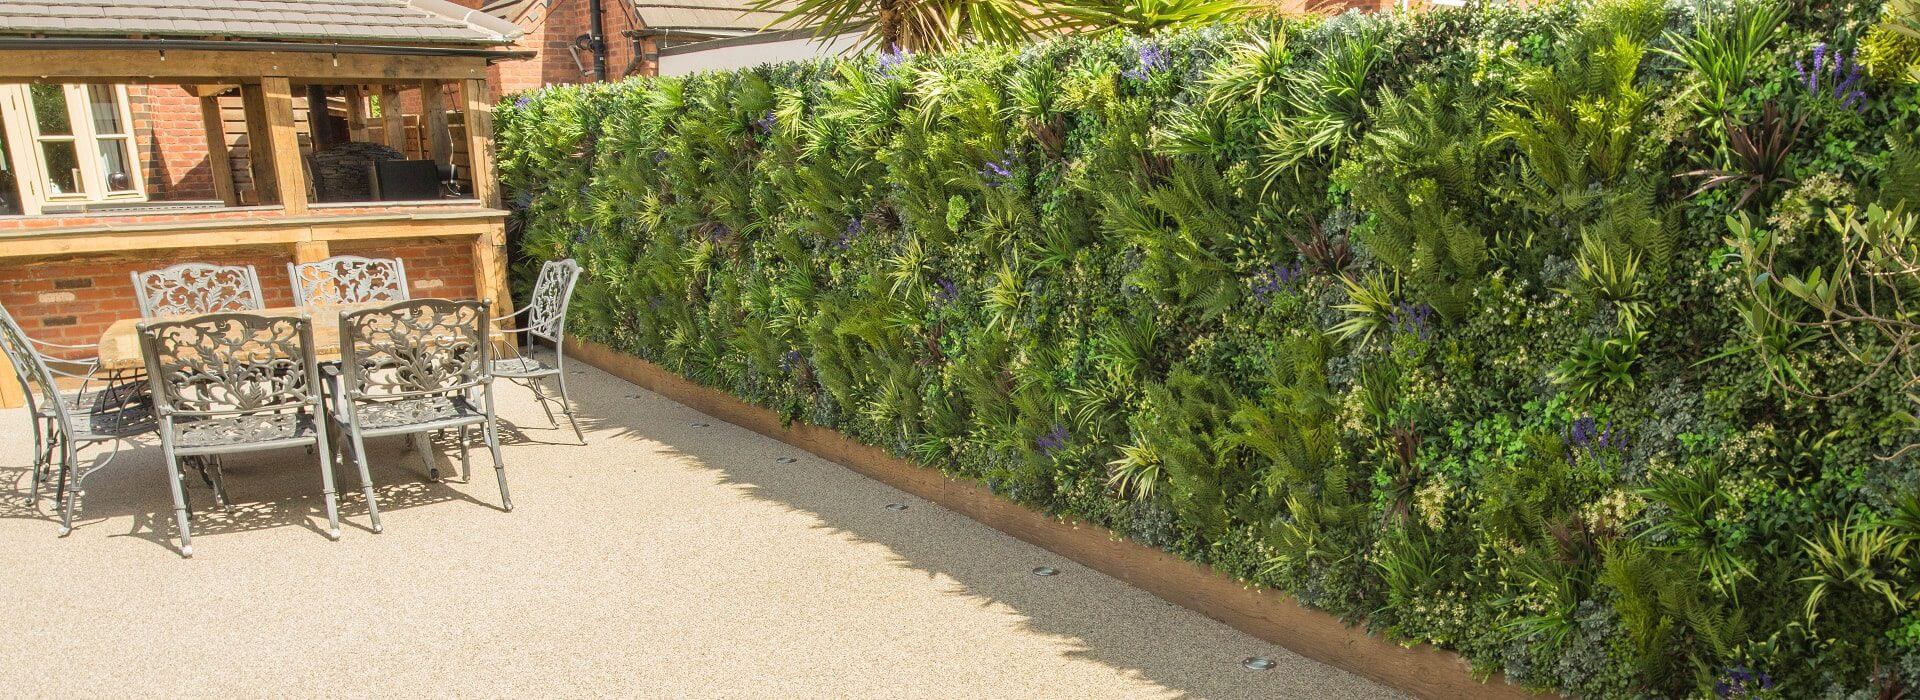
3, 257, 583, 558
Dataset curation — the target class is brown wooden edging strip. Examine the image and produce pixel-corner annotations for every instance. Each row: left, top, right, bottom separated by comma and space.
571, 339, 1539, 699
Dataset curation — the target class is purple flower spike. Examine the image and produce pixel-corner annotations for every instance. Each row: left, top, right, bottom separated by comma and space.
1799, 43, 1868, 112
835, 218, 862, 251
933, 277, 959, 304
978, 147, 1017, 186
1034, 424, 1070, 455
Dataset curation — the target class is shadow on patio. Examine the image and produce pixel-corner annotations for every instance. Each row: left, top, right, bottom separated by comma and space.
0, 363, 1397, 699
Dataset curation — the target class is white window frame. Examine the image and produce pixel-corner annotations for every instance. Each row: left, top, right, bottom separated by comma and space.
0, 83, 146, 214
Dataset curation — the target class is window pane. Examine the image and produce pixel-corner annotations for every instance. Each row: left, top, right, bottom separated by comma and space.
30, 84, 71, 136
87, 85, 124, 134
40, 141, 79, 195
0, 114, 18, 215
98, 137, 134, 192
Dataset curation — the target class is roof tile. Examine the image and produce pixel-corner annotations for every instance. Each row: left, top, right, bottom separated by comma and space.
0, 0, 520, 45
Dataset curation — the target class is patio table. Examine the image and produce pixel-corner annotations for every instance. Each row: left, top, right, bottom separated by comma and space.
96, 302, 392, 371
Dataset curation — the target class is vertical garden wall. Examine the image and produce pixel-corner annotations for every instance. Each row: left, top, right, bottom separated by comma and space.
499, 0, 1920, 695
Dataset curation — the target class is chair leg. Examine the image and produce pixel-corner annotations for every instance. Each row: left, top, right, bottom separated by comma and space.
28, 417, 49, 507
207, 456, 234, 513
524, 378, 559, 429
315, 432, 341, 541
52, 434, 69, 509
457, 425, 472, 482
484, 419, 511, 512
57, 443, 79, 536
349, 432, 383, 533
412, 432, 439, 482
556, 371, 585, 445
161, 444, 194, 558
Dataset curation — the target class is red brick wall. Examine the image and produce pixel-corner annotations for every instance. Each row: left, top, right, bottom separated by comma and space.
0, 238, 480, 359
126, 85, 220, 202
493, 0, 649, 100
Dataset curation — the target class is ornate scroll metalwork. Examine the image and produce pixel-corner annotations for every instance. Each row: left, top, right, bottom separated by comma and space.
288, 256, 410, 307
131, 263, 266, 318
523, 259, 579, 342
140, 314, 316, 416
341, 299, 489, 400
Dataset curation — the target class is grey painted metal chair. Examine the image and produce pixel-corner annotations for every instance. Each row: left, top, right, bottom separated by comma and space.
138, 313, 336, 558
0, 302, 153, 535
329, 299, 510, 530
131, 263, 266, 318
287, 255, 410, 306
491, 259, 583, 443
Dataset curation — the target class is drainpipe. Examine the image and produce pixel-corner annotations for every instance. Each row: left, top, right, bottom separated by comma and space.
588, 0, 609, 81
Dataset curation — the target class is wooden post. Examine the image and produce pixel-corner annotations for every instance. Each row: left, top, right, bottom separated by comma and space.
198, 95, 238, 206
240, 82, 279, 205
305, 84, 334, 153
472, 221, 513, 327
343, 85, 368, 142
0, 350, 21, 408
459, 78, 499, 209
420, 79, 453, 169
292, 240, 331, 264
260, 77, 308, 215
380, 84, 405, 149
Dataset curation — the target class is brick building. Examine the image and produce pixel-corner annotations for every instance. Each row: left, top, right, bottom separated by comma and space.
0, 0, 529, 407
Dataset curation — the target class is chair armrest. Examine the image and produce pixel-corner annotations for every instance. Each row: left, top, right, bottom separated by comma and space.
490, 306, 531, 324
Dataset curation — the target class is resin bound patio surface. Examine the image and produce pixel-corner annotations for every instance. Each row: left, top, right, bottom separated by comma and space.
0, 364, 1402, 698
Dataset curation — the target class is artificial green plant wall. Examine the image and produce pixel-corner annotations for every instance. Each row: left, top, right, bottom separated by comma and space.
500, 1, 1920, 695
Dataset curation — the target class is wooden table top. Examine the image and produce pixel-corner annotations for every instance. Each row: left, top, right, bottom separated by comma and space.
97, 303, 389, 371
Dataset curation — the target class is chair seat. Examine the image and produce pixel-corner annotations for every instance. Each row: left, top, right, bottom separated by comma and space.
38, 387, 156, 440
491, 355, 558, 379
174, 413, 317, 450
349, 396, 484, 432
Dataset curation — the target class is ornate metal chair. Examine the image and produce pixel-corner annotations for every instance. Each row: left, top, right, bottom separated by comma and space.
0, 302, 153, 535
491, 259, 582, 443
287, 255, 410, 306
131, 263, 266, 318
330, 299, 511, 531
138, 313, 336, 558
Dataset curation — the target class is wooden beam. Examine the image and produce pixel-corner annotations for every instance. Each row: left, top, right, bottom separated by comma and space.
0, 49, 496, 82
260, 77, 308, 215
186, 84, 237, 98
343, 85, 369, 142
420, 80, 453, 169
459, 78, 499, 209
198, 95, 238, 207
379, 85, 406, 150
0, 209, 506, 259
239, 82, 279, 205
471, 220, 512, 321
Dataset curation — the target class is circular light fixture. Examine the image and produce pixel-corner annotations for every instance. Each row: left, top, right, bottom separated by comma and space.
1242, 657, 1276, 671
884, 503, 909, 511
1031, 566, 1059, 577
776, 457, 798, 464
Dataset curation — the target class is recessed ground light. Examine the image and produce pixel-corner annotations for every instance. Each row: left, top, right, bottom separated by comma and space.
775, 457, 798, 464
1031, 566, 1059, 577
884, 503, 908, 511
689, 422, 710, 427
1242, 657, 1276, 671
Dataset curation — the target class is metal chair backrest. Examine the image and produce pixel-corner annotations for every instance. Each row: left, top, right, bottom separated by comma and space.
0, 301, 65, 423
525, 259, 580, 343
138, 313, 319, 419
288, 256, 410, 306
339, 299, 490, 402
131, 263, 265, 319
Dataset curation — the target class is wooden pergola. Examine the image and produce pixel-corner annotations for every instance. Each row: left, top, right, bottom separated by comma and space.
0, 39, 528, 407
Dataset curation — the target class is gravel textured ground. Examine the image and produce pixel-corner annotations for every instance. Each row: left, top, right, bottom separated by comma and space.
0, 364, 1402, 699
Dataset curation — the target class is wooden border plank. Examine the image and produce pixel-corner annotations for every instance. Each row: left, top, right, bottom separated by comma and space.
566, 339, 1546, 700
